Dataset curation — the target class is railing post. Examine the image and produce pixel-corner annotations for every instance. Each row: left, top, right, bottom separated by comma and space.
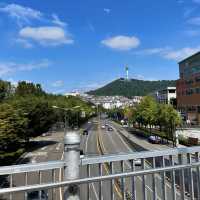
64, 131, 80, 200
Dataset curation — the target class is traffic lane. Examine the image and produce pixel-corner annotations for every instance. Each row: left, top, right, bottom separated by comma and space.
99, 127, 144, 200
101, 123, 165, 200
80, 123, 99, 200
80, 119, 98, 154
80, 122, 112, 200
109, 122, 184, 200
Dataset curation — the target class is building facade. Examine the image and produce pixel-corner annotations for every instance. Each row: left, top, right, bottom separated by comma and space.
177, 52, 200, 124
155, 87, 176, 105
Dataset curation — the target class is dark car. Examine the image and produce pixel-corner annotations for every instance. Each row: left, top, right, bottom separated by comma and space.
108, 127, 113, 131
148, 136, 161, 144
83, 129, 88, 135
27, 190, 48, 200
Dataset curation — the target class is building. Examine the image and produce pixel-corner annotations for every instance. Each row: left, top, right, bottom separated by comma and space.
65, 91, 80, 97
81, 94, 143, 109
176, 52, 200, 124
155, 87, 176, 105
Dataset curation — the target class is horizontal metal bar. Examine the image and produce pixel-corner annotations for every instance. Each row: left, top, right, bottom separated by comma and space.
1, 161, 200, 195
81, 146, 200, 165
1, 146, 200, 176
0, 160, 64, 175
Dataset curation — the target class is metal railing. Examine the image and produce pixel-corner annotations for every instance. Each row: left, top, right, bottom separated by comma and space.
0, 132, 200, 200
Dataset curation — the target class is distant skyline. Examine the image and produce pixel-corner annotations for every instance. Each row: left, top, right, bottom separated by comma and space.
0, 0, 200, 93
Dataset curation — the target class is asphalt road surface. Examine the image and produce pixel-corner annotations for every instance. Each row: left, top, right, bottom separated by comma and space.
80, 118, 186, 200
1, 118, 189, 200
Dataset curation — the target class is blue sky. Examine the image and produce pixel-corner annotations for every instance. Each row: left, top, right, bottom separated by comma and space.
0, 0, 200, 93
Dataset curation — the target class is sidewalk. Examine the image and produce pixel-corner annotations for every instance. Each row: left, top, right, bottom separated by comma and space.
110, 121, 185, 151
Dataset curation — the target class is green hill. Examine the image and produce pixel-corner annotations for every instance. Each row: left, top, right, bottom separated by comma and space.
87, 78, 176, 97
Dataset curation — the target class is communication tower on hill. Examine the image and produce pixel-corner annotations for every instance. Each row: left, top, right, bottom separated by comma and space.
125, 66, 129, 80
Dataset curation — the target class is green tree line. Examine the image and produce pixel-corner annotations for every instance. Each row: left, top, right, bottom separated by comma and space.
108, 96, 182, 143
0, 80, 95, 158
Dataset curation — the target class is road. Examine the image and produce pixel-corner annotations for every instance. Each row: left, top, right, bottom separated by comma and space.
0, 118, 190, 200
80, 118, 187, 200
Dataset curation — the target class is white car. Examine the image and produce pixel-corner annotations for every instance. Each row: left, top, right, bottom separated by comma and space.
101, 125, 106, 129
133, 159, 141, 166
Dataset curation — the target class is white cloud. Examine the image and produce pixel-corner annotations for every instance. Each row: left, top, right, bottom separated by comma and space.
52, 80, 64, 87
187, 17, 200, 25
103, 8, 111, 14
133, 47, 170, 56
0, 3, 42, 26
19, 26, 74, 46
52, 14, 66, 27
163, 47, 200, 61
0, 59, 50, 77
135, 46, 200, 61
101, 35, 140, 51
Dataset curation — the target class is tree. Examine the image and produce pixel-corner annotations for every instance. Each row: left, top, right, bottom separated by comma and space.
136, 96, 157, 132
0, 103, 28, 150
165, 105, 182, 145
0, 80, 12, 101
123, 106, 136, 125
15, 81, 45, 96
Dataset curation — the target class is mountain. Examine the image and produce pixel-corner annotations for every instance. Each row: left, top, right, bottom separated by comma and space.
87, 78, 176, 97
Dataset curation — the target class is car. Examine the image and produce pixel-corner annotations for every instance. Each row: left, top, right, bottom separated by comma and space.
148, 136, 161, 144
27, 190, 48, 200
133, 159, 141, 166
83, 129, 88, 135
88, 121, 92, 124
108, 127, 113, 131
101, 125, 106, 129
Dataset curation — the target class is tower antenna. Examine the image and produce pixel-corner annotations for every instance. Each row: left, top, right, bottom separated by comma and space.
125, 66, 129, 80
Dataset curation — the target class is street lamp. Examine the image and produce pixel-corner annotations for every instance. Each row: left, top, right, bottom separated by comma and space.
52, 105, 81, 133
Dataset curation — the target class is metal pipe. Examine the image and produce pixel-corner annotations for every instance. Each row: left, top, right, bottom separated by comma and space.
141, 158, 146, 200
1, 161, 200, 195
178, 154, 185, 200
99, 163, 102, 200
64, 131, 80, 200
170, 155, 176, 200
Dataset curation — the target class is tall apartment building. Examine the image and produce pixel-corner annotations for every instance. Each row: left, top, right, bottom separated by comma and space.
176, 52, 200, 124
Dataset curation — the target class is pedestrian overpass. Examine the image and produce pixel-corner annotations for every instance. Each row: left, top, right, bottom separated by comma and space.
0, 132, 200, 200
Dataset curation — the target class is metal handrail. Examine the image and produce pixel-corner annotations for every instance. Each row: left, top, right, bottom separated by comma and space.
0, 160, 64, 175
81, 146, 200, 165
1, 161, 200, 194
1, 146, 200, 176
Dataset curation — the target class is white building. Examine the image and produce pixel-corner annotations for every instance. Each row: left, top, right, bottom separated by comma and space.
155, 87, 176, 104
65, 92, 80, 97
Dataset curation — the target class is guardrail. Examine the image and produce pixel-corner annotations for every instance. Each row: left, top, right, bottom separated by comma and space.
0, 132, 200, 200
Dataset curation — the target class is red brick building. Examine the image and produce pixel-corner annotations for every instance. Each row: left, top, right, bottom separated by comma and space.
177, 52, 200, 124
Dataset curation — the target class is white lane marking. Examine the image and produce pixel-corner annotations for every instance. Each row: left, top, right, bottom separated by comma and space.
56, 143, 62, 151
85, 134, 90, 152
41, 146, 47, 151
31, 157, 37, 164
85, 132, 99, 200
